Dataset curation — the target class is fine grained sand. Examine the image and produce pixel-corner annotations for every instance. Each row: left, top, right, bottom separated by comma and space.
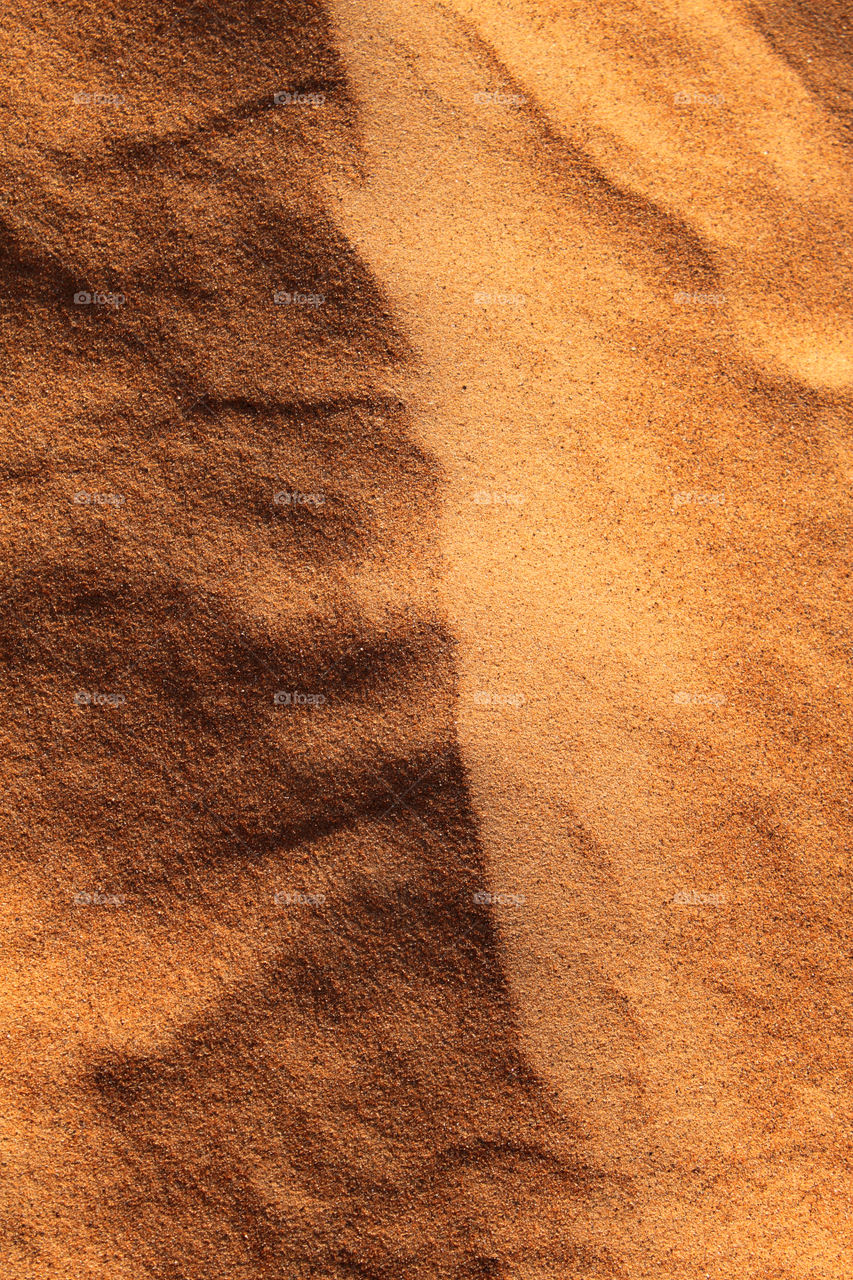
1, 1, 851, 1277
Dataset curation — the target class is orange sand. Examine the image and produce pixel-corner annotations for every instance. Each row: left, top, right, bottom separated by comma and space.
1, 1, 851, 1277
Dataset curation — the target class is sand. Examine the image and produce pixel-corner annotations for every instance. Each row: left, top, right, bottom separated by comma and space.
0, 1, 851, 1277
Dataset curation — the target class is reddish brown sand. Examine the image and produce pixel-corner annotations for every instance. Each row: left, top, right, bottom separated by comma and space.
1, 1, 851, 1278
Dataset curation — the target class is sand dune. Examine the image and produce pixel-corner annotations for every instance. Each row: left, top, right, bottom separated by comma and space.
1, 1, 851, 1277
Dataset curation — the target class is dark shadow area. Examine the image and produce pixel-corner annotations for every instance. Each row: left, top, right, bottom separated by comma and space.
86, 748, 615, 1280
747, 0, 853, 140
0, 2, 621, 1277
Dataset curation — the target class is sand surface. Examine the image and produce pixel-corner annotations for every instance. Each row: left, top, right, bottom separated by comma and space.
1, 1, 851, 1277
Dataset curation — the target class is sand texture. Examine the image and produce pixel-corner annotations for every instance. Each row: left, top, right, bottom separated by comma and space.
0, 1, 851, 1277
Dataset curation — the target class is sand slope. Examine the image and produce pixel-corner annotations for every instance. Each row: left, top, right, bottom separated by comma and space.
1, 0, 851, 1277
324, 2, 853, 1275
